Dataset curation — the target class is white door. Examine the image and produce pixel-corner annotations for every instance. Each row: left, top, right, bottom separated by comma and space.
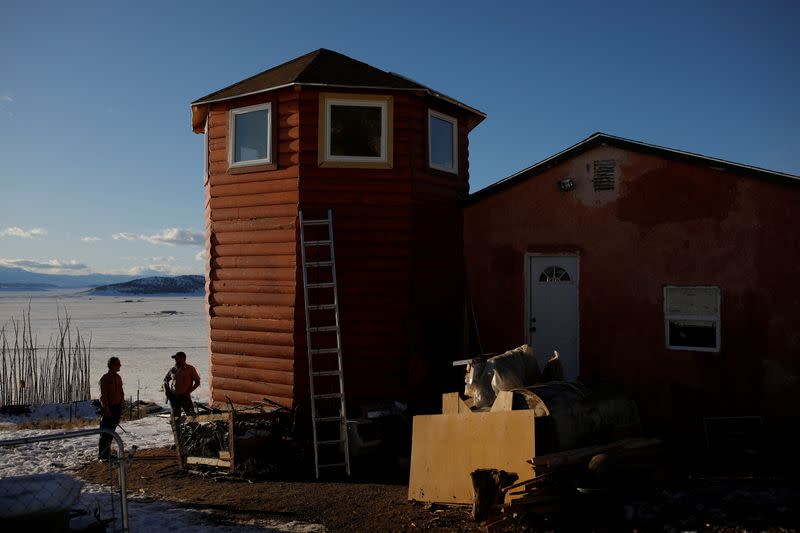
528, 255, 579, 379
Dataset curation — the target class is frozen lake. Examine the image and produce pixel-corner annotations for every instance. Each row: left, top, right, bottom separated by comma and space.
0, 290, 208, 404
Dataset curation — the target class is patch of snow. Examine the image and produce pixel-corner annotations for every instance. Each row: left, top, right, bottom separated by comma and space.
0, 400, 98, 425
0, 472, 82, 517
0, 415, 327, 532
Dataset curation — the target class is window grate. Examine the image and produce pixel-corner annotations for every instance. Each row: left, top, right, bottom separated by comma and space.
592, 159, 616, 191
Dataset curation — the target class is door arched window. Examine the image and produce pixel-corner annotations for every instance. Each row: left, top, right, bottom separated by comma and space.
539, 266, 571, 282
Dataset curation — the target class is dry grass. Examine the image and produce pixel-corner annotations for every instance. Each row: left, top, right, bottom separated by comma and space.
16, 417, 99, 430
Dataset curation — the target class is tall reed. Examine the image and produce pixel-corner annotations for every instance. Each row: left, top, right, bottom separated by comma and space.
0, 306, 91, 406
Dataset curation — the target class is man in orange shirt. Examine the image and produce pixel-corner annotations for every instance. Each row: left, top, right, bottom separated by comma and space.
99, 356, 124, 461
164, 351, 201, 417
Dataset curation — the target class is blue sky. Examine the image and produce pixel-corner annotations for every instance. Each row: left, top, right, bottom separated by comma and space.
1, 0, 798, 276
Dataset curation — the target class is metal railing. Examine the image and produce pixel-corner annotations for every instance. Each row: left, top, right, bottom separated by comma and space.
0, 428, 129, 532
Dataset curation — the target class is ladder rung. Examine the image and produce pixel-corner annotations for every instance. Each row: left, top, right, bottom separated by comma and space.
315, 415, 344, 422
313, 393, 342, 400
312, 370, 341, 377
318, 462, 347, 468
304, 240, 331, 246
309, 325, 338, 333
307, 304, 336, 310
317, 439, 345, 446
309, 348, 339, 354
307, 282, 335, 289
302, 219, 329, 226
305, 261, 333, 268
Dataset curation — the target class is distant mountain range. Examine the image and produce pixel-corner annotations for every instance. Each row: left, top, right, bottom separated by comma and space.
0, 266, 204, 294
86, 275, 205, 295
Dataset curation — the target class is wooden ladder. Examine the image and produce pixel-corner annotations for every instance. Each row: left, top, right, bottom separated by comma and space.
299, 209, 351, 477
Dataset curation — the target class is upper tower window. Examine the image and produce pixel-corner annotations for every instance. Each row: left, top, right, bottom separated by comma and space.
229, 103, 272, 167
319, 93, 393, 169
428, 110, 458, 174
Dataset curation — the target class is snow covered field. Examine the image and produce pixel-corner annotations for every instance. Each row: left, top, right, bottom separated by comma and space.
0, 405, 324, 532
0, 290, 209, 403
0, 293, 327, 531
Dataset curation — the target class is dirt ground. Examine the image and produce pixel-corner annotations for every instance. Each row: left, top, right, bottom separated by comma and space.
76, 446, 800, 533
77, 448, 482, 532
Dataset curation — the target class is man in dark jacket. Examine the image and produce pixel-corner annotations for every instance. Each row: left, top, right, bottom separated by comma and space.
99, 356, 124, 461
164, 351, 201, 417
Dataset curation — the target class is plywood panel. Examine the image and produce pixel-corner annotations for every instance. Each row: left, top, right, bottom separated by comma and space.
407, 410, 535, 504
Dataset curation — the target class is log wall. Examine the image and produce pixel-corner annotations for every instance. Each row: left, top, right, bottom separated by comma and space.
206, 88, 300, 408
205, 85, 476, 412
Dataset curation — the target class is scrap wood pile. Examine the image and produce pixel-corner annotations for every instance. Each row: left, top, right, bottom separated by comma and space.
171, 398, 296, 473
471, 437, 666, 529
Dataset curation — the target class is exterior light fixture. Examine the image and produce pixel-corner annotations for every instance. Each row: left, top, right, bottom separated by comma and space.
558, 178, 575, 192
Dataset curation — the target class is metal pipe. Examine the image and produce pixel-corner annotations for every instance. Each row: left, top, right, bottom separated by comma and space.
0, 428, 129, 533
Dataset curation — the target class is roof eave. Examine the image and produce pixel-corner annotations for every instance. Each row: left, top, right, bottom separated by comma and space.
467, 133, 800, 203
191, 82, 485, 133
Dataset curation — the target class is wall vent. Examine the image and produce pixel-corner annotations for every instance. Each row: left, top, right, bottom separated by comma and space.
592, 159, 616, 191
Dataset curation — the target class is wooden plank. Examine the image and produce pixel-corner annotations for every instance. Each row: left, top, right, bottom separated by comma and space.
210, 292, 296, 307
210, 179, 298, 198
211, 353, 294, 372
210, 340, 295, 358
491, 390, 514, 412
211, 388, 292, 408
213, 242, 295, 257
210, 316, 294, 333
408, 410, 536, 504
213, 228, 295, 245
210, 268, 295, 282
212, 376, 293, 398
210, 363, 294, 385
185, 457, 232, 468
211, 256, 296, 269
210, 280, 295, 294
210, 304, 295, 320
442, 392, 471, 415
211, 217, 295, 233
210, 328, 294, 346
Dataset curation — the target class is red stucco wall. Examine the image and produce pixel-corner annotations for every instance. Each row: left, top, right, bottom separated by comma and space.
464, 145, 800, 434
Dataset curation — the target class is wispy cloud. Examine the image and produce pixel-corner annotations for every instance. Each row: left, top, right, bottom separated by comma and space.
195, 250, 207, 262
0, 93, 13, 117
80, 236, 101, 242
112, 228, 203, 246
0, 258, 88, 272
0, 227, 47, 238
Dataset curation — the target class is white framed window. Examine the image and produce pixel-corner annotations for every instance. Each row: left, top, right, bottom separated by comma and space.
318, 93, 393, 168
664, 286, 721, 352
228, 103, 272, 167
428, 110, 458, 173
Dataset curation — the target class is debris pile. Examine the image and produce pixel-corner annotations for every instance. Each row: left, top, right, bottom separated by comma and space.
474, 438, 667, 530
